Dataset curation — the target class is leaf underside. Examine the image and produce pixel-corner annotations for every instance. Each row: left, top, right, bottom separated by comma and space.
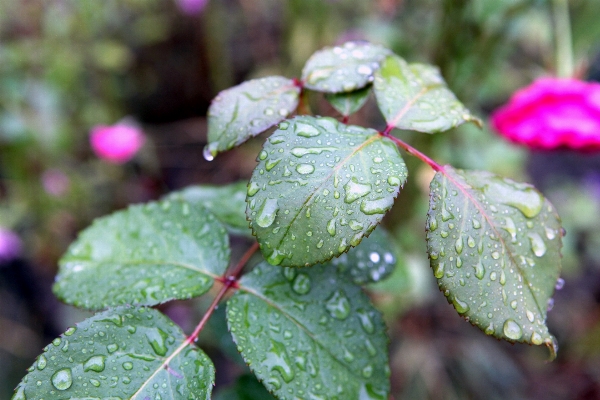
374, 55, 481, 133
325, 86, 372, 117
246, 115, 407, 267
227, 262, 390, 400
302, 41, 391, 93
426, 166, 562, 356
165, 182, 252, 237
13, 307, 214, 400
54, 199, 230, 310
206, 76, 301, 157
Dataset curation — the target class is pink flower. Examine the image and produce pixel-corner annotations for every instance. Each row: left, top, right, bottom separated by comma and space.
490, 77, 600, 151
175, 0, 209, 15
90, 123, 146, 164
0, 228, 22, 263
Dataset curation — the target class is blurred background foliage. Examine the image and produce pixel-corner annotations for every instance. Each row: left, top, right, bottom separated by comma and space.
2, 0, 600, 398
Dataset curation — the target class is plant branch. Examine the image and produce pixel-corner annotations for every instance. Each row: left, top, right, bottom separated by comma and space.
186, 241, 259, 344
381, 131, 443, 171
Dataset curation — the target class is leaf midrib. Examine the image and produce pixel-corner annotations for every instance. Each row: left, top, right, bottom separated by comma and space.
440, 167, 544, 317
237, 284, 370, 382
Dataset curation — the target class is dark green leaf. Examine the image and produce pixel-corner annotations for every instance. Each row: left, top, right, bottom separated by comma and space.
165, 182, 251, 237
426, 166, 562, 358
206, 76, 301, 158
246, 116, 407, 267
331, 227, 397, 284
374, 55, 481, 133
302, 41, 391, 93
13, 307, 214, 399
325, 86, 371, 117
54, 199, 230, 310
227, 262, 390, 400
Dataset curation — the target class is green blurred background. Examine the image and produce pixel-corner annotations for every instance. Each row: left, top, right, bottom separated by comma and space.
2, 0, 600, 398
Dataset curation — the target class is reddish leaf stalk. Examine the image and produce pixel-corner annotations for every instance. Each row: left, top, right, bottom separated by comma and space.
381, 129, 443, 172
186, 242, 259, 344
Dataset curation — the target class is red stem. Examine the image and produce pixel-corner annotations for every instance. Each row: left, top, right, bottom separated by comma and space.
380, 129, 444, 172
186, 242, 260, 343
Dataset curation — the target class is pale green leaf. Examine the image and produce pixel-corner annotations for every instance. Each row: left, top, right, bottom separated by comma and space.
426, 166, 562, 358
325, 86, 371, 117
374, 55, 481, 133
330, 227, 397, 284
53, 199, 230, 310
206, 76, 301, 157
165, 182, 251, 237
302, 41, 391, 93
12, 307, 214, 399
246, 116, 407, 267
227, 262, 390, 400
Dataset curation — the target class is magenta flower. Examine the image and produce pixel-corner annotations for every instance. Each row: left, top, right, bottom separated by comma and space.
490, 77, 600, 151
0, 228, 22, 263
175, 0, 209, 15
90, 123, 146, 164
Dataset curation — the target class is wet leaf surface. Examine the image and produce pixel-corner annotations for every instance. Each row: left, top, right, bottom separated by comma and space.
246, 116, 407, 267
330, 227, 398, 284
325, 86, 371, 117
165, 182, 251, 237
13, 307, 214, 399
302, 41, 390, 93
54, 199, 230, 310
374, 55, 481, 133
206, 76, 300, 157
426, 166, 562, 357
227, 262, 390, 400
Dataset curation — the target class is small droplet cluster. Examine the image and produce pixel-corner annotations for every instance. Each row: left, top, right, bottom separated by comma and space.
246, 116, 407, 267
227, 262, 390, 400
14, 306, 215, 399
302, 41, 391, 93
426, 167, 562, 352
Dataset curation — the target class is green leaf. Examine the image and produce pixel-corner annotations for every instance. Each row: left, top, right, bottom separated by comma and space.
53, 199, 230, 310
227, 262, 390, 400
165, 182, 251, 237
12, 306, 214, 399
373, 55, 481, 133
246, 116, 407, 267
206, 76, 301, 158
302, 41, 391, 93
330, 227, 397, 284
325, 86, 371, 117
426, 166, 562, 357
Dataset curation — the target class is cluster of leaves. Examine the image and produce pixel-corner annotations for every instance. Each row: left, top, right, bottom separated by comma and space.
13, 41, 563, 399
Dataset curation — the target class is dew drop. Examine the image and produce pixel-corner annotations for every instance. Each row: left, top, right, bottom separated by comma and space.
258, 150, 268, 160
360, 197, 393, 215
503, 319, 523, 340
455, 237, 464, 254
37, 355, 47, 370
472, 219, 481, 229
502, 217, 518, 243
356, 309, 375, 334
122, 362, 133, 370
296, 164, 315, 175
344, 178, 372, 203
51, 368, 73, 391
510, 300, 518, 309
452, 296, 470, 314
146, 328, 169, 357
467, 236, 475, 248
202, 145, 215, 162
388, 176, 401, 186
547, 298, 554, 311
256, 198, 279, 228
433, 262, 445, 279
526, 310, 535, 322
555, 278, 565, 290
531, 332, 543, 345
528, 232, 547, 257
473, 262, 485, 280
327, 219, 336, 236
64, 327, 76, 336
545, 226, 556, 240
267, 249, 286, 266
83, 355, 106, 372
429, 218, 438, 231
107, 343, 118, 353
90, 378, 101, 387
296, 122, 321, 137
325, 290, 351, 320
292, 274, 311, 295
